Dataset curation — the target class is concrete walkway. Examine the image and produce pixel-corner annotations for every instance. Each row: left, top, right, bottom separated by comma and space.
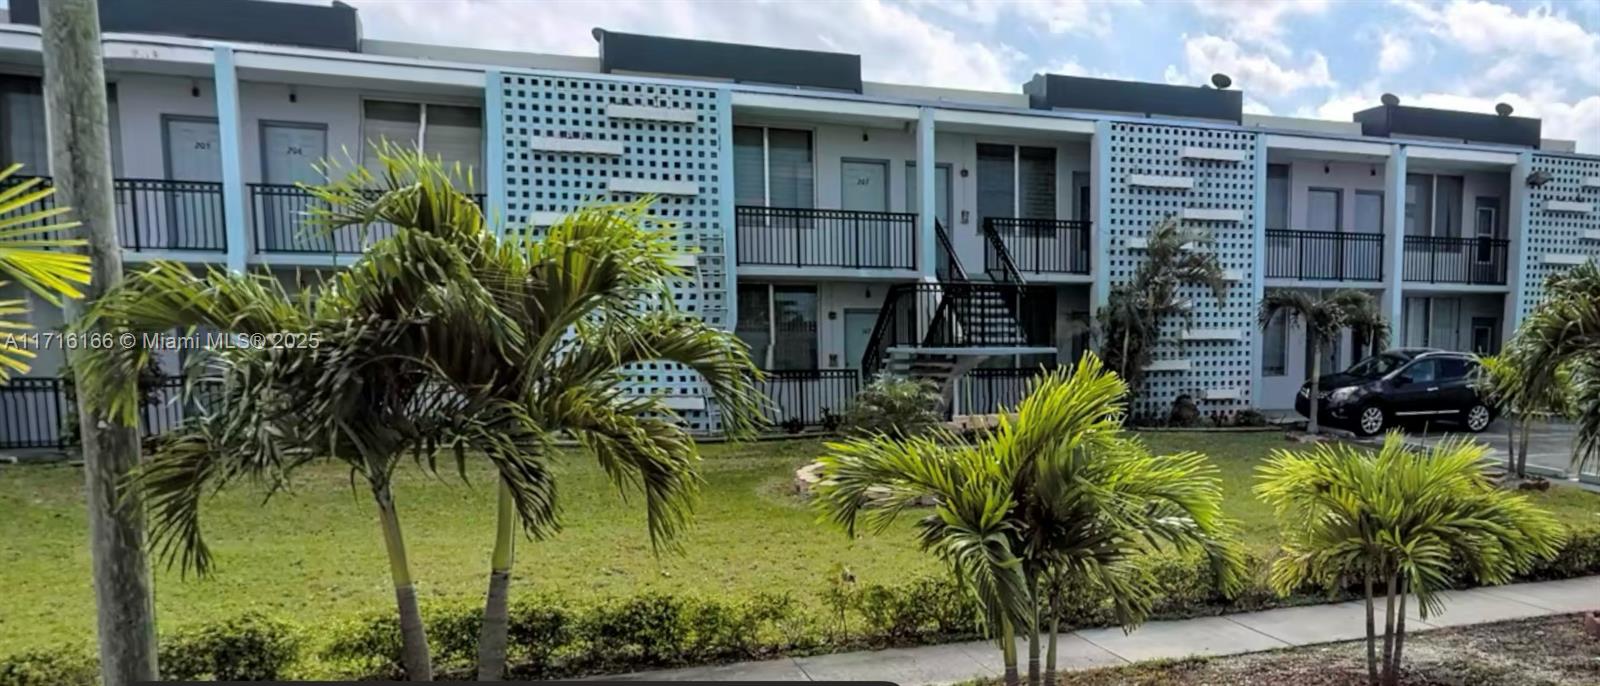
603, 575, 1600, 685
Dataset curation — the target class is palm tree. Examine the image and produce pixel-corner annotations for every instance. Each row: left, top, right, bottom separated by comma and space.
1497, 260, 1600, 475
1255, 433, 1564, 686
1257, 289, 1387, 434
0, 163, 92, 379
73, 166, 557, 680
1098, 216, 1226, 395
303, 147, 766, 679
813, 353, 1243, 686
1473, 354, 1573, 479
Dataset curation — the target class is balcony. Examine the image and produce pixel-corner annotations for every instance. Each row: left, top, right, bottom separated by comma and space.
250, 184, 484, 256
983, 217, 1091, 276
0, 175, 227, 252
1403, 235, 1509, 285
734, 206, 916, 271
1265, 229, 1383, 282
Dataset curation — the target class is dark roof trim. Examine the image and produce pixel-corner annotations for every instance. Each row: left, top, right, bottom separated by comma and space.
9, 0, 361, 53
1353, 103, 1541, 149
594, 29, 861, 93
1024, 73, 1242, 123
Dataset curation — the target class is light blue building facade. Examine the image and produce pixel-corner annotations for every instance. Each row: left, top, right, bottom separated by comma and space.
2, 1, 1599, 441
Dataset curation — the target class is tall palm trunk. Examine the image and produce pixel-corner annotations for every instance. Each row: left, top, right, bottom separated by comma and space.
375, 483, 432, 681
1044, 587, 1061, 686
41, 2, 157, 683
1307, 340, 1322, 434
477, 481, 517, 680
1363, 570, 1378, 686
1026, 574, 1041, 686
1506, 417, 1519, 476
1385, 579, 1410, 686
1380, 570, 1397, 683
1000, 618, 1020, 686
1516, 419, 1532, 478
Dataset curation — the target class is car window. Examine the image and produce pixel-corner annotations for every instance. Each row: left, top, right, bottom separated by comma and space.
1347, 353, 1409, 378
1437, 358, 1472, 380
1403, 359, 1440, 382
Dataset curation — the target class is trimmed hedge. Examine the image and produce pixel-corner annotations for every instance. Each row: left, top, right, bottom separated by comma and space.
7, 526, 1598, 684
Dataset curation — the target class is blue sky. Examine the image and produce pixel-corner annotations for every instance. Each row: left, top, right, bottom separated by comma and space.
343, 0, 1599, 151
8, 0, 1596, 150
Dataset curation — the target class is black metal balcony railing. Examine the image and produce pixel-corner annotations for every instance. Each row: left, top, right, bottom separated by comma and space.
1403, 235, 1510, 285
0, 175, 226, 251
250, 184, 486, 256
0, 376, 217, 450
251, 183, 373, 254
954, 367, 1054, 416
983, 218, 1091, 275
116, 179, 228, 252
1264, 229, 1383, 281
735, 206, 916, 270
757, 369, 860, 428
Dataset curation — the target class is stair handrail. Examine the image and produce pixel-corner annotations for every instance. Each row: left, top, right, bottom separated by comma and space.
860, 283, 910, 376
980, 217, 1028, 286
934, 219, 969, 282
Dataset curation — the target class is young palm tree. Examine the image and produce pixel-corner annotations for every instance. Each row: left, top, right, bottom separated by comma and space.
1473, 354, 1574, 479
1257, 289, 1386, 434
1098, 216, 1227, 396
1498, 260, 1600, 474
0, 163, 92, 379
304, 148, 766, 679
813, 353, 1243, 686
1255, 434, 1564, 686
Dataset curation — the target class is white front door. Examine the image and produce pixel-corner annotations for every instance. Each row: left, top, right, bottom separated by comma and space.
843, 309, 878, 370
162, 117, 223, 249
260, 123, 328, 251
841, 160, 888, 212
165, 117, 222, 182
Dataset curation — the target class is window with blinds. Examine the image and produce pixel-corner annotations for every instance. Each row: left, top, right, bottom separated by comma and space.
362, 100, 482, 176
732, 126, 813, 208
0, 75, 49, 176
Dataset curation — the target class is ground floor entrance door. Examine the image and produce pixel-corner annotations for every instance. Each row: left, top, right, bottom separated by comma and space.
843, 308, 878, 371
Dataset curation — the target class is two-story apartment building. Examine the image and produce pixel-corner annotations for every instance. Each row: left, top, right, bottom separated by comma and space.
1, 0, 1598, 444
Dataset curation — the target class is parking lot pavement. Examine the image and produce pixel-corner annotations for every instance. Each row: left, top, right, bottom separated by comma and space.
1399, 419, 1599, 488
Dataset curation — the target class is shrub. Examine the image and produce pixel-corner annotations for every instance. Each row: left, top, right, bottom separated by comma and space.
158, 612, 301, 681
572, 593, 689, 670
842, 375, 942, 437
0, 649, 96, 686
506, 596, 572, 677
1517, 526, 1600, 581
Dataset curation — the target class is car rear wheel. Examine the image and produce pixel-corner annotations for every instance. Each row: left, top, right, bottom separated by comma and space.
1464, 403, 1492, 433
1355, 404, 1386, 437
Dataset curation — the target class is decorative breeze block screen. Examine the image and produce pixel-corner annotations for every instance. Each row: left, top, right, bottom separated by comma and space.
1106, 123, 1259, 415
1520, 154, 1600, 320
495, 73, 730, 432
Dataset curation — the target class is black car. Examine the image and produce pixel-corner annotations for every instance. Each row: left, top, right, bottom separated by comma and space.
1294, 348, 1494, 437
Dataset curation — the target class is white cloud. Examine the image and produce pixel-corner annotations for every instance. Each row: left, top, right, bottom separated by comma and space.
1398, 0, 1600, 89
348, 0, 1025, 91
1169, 34, 1335, 97
1190, 0, 1329, 52
1377, 33, 1414, 73
1309, 89, 1600, 153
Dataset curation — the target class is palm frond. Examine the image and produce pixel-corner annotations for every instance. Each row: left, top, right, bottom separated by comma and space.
0, 163, 92, 380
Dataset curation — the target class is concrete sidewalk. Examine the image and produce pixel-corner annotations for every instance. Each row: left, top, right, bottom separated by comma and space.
603, 575, 1600, 685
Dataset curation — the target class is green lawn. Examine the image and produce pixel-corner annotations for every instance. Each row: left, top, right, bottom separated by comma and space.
2, 431, 1596, 654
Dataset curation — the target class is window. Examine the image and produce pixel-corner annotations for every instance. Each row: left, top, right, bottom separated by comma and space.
1474, 196, 1500, 263
1262, 309, 1288, 376
735, 285, 771, 367
772, 287, 818, 370
736, 284, 818, 370
362, 100, 483, 174
1404, 174, 1433, 236
1265, 164, 1289, 231
1428, 297, 1460, 351
1432, 175, 1463, 237
1402, 359, 1440, 383
0, 75, 48, 175
1437, 357, 1474, 381
976, 143, 1055, 227
733, 126, 813, 208
1471, 317, 1498, 354
1307, 189, 1341, 232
